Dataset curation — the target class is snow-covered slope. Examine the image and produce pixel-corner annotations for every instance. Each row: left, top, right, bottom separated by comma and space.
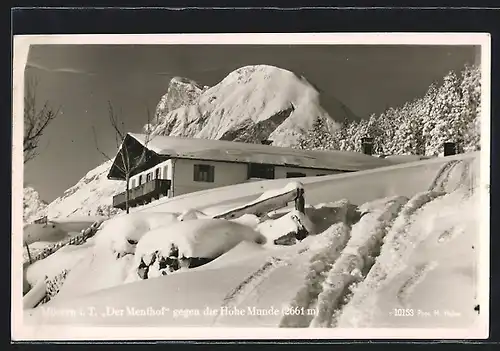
151, 65, 358, 147
43, 160, 124, 219
23, 187, 47, 224
23, 152, 485, 333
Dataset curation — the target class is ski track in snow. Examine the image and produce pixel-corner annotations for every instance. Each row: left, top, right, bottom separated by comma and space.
331, 190, 449, 327
214, 256, 289, 324
278, 222, 352, 328
280, 189, 448, 328
428, 160, 460, 192
396, 261, 438, 307
308, 196, 408, 328
458, 160, 475, 197
382, 191, 447, 255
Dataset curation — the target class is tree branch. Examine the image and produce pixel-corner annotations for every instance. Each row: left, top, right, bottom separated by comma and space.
23, 77, 60, 163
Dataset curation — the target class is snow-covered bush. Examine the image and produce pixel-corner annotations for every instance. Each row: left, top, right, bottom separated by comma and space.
131, 218, 266, 280
94, 212, 180, 258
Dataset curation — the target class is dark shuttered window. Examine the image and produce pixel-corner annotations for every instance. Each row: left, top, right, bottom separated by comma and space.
194, 164, 215, 182
248, 163, 275, 179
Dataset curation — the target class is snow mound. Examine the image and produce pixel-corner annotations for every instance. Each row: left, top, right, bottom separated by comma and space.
199, 240, 268, 270
48, 244, 136, 303
230, 214, 261, 229
94, 212, 180, 258
178, 208, 209, 221
130, 219, 266, 280
25, 242, 92, 288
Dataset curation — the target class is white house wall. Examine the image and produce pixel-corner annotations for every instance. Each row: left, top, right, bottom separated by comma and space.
128, 159, 171, 189
172, 158, 248, 197
126, 158, 346, 200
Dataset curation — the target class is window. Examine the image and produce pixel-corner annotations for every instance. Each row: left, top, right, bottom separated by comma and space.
146, 172, 152, 182
194, 164, 215, 182
286, 172, 306, 178
155, 168, 161, 180
131, 178, 136, 188
248, 163, 275, 179
138, 175, 143, 185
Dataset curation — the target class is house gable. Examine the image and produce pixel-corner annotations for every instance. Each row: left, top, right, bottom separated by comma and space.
107, 134, 169, 181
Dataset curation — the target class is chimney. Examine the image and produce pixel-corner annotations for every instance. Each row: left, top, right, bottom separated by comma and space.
443, 142, 457, 156
361, 137, 374, 155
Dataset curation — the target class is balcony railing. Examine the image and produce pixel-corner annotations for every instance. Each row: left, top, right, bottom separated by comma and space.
113, 179, 171, 209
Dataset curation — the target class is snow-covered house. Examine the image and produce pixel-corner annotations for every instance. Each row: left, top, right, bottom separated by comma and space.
107, 133, 393, 210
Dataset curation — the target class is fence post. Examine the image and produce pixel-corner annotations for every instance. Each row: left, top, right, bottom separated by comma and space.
24, 241, 32, 264
294, 188, 305, 214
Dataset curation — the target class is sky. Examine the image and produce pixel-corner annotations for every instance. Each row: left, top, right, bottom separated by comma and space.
22, 44, 479, 202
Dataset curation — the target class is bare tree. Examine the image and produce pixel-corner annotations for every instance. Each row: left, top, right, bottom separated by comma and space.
23, 78, 60, 163
93, 101, 152, 214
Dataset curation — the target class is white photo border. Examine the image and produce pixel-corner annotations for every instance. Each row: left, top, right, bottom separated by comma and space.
12, 32, 491, 341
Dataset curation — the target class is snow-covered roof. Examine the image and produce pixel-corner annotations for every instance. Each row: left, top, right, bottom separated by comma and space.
128, 133, 393, 172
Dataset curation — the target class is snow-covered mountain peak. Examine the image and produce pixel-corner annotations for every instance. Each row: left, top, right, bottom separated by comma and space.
218, 64, 307, 85
152, 64, 357, 147
155, 76, 208, 119
201, 64, 320, 114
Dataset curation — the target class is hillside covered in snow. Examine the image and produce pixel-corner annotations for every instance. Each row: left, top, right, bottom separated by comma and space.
39, 160, 125, 220
21, 152, 486, 336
